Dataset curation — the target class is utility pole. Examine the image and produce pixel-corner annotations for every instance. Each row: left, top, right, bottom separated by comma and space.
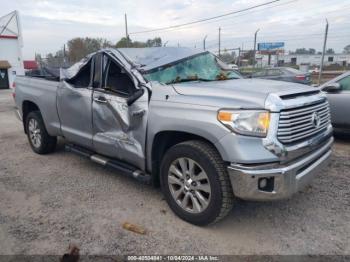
318, 19, 329, 85
253, 28, 260, 66
218, 27, 221, 56
63, 44, 66, 65
238, 47, 241, 67
125, 13, 129, 47
203, 35, 208, 51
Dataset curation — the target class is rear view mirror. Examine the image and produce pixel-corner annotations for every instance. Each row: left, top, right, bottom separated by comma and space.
127, 88, 144, 106
322, 82, 341, 93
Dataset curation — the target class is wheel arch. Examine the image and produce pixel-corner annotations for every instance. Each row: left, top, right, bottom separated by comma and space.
22, 100, 41, 134
150, 130, 225, 186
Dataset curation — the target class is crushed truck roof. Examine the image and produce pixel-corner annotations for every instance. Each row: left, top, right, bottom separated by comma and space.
115, 47, 205, 72
61, 47, 205, 80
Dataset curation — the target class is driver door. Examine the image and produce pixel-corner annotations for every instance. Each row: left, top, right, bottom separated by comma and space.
91, 53, 149, 169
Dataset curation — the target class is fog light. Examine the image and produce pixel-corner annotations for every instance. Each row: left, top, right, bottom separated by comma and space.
258, 177, 274, 192
259, 178, 267, 188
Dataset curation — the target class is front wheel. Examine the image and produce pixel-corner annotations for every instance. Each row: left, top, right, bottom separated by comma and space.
26, 111, 57, 154
160, 140, 234, 226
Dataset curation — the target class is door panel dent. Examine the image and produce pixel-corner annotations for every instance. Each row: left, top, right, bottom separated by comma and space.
92, 91, 148, 169
57, 81, 93, 149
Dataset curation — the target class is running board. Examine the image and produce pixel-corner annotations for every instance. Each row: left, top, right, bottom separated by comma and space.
65, 144, 151, 184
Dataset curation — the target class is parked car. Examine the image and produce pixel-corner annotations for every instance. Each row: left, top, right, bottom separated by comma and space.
252, 67, 312, 85
320, 71, 350, 132
309, 67, 320, 74
14, 48, 333, 225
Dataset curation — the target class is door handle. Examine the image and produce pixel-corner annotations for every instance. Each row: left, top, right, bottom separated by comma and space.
94, 96, 107, 103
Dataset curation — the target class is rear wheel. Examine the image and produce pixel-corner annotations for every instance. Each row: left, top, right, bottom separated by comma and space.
26, 111, 57, 154
160, 140, 234, 225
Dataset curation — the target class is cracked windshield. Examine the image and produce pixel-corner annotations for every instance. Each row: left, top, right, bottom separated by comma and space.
143, 52, 241, 84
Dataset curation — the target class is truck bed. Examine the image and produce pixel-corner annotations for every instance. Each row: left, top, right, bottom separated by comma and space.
15, 76, 62, 136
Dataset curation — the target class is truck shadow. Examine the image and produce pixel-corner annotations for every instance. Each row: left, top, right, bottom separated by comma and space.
207, 192, 318, 237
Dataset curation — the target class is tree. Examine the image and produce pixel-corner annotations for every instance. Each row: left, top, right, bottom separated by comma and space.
294, 48, 308, 54
326, 48, 335, 54
116, 37, 133, 48
293, 48, 317, 55
343, 44, 350, 54
39, 36, 164, 68
44, 50, 65, 67
146, 37, 162, 47
35, 53, 43, 64
309, 48, 316, 54
67, 37, 104, 62
115, 37, 162, 48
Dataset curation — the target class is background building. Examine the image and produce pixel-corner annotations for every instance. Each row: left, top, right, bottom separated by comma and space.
0, 11, 24, 89
279, 53, 350, 67
256, 53, 350, 68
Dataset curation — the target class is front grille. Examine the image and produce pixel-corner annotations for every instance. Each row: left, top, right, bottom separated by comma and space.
277, 99, 331, 144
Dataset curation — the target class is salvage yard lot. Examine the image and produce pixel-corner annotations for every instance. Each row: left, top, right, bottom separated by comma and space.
0, 89, 349, 255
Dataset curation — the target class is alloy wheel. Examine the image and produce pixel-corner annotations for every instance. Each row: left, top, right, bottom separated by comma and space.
168, 157, 211, 213
28, 118, 41, 148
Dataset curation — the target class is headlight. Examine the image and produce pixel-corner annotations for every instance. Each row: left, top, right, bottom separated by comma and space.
217, 110, 270, 137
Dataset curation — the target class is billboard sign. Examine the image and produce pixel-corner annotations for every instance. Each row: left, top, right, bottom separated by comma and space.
258, 42, 284, 51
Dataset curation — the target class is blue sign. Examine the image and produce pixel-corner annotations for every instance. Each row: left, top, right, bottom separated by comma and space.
258, 42, 284, 51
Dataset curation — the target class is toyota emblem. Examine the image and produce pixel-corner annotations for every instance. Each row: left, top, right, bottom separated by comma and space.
311, 112, 321, 128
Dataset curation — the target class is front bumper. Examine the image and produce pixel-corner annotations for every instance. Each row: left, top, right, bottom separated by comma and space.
227, 137, 333, 201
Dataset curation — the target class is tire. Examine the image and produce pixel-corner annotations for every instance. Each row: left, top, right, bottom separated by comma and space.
25, 111, 57, 154
160, 140, 234, 226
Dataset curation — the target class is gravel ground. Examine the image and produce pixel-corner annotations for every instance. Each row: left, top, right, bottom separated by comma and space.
0, 89, 349, 255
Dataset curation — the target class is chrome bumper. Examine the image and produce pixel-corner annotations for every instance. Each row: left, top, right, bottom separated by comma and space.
227, 137, 333, 201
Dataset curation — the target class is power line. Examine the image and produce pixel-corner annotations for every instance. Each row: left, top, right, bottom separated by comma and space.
196, 0, 297, 30
204, 32, 350, 47
129, 0, 281, 35
218, 5, 350, 32
183, 25, 350, 48
131, 0, 350, 37
203, 34, 350, 51
137, 0, 297, 35
143, 0, 349, 48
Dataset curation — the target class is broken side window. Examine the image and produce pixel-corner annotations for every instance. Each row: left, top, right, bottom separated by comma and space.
66, 59, 92, 88
103, 56, 135, 97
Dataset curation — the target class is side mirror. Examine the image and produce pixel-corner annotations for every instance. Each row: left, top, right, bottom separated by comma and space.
127, 88, 144, 106
322, 82, 341, 93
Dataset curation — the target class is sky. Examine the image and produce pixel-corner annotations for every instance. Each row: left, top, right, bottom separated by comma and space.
1, 0, 350, 59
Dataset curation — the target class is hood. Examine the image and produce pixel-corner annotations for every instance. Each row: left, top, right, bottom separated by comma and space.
171, 78, 317, 108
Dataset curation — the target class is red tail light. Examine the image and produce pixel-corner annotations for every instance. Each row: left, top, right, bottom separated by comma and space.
295, 75, 306, 81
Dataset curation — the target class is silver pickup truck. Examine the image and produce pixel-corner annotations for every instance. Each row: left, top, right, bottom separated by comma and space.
14, 47, 333, 225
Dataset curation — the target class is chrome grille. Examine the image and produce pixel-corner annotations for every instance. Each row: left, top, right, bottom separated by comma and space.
277, 99, 331, 144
